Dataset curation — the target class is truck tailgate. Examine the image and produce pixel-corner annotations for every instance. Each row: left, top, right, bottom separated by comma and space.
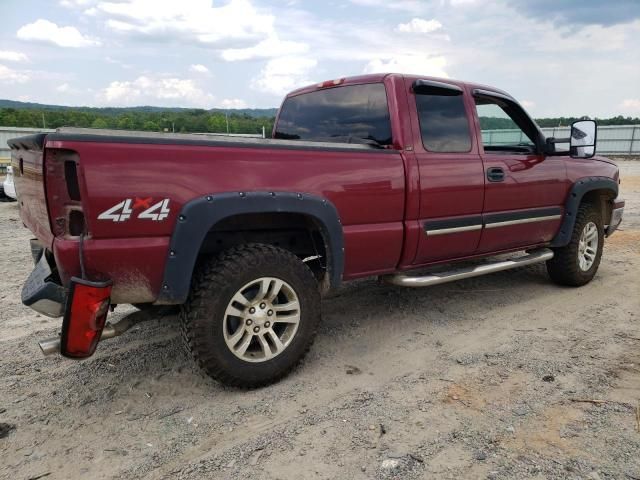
8, 134, 54, 247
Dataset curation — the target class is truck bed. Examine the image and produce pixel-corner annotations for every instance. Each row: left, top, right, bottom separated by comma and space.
9, 125, 407, 304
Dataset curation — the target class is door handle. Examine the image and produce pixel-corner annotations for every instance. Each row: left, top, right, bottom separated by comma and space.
487, 167, 505, 182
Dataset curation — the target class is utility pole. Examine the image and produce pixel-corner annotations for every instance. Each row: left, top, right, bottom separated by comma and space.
42, 112, 46, 129
225, 111, 230, 134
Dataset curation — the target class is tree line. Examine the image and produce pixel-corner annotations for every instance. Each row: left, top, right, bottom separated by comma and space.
1, 107, 638, 134
0, 108, 274, 135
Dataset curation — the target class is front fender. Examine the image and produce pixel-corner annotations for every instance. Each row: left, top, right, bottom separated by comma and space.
550, 176, 618, 247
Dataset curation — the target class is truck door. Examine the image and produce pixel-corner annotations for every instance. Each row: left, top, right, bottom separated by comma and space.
471, 90, 567, 253
406, 79, 485, 265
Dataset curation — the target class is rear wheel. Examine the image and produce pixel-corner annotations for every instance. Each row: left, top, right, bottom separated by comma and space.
547, 203, 604, 286
180, 243, 321, 388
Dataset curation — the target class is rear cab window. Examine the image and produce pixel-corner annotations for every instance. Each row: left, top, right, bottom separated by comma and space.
274, 83, 392, 147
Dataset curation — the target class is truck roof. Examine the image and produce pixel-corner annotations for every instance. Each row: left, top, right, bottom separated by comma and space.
285, 73, 511, 100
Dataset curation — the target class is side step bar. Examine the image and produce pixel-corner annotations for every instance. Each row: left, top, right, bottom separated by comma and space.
383, 248, 554, 288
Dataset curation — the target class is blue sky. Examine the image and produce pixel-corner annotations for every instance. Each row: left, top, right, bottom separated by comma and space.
0, 0, 639, 117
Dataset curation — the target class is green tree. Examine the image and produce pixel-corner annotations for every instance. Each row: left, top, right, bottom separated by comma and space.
91, 118, 109, 129
142, 120, 160, 131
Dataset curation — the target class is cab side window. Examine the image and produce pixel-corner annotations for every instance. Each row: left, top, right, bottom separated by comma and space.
474, 97, 538, 153
415, 92, 472, 153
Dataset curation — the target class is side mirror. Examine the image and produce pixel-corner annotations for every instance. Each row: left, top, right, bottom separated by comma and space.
570, 120, 596, 159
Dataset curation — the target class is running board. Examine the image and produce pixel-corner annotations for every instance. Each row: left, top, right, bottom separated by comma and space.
382, 248, 554, 288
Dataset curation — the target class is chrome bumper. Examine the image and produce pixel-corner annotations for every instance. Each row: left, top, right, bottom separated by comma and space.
605, 202, 624, 237
21, 249, 67, 317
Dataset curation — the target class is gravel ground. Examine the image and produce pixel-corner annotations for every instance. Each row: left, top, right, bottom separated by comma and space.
0, 161, 639, 480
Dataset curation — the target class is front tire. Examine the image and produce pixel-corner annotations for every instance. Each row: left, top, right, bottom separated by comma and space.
547, 203, 604, 286
180, 244, 321, 388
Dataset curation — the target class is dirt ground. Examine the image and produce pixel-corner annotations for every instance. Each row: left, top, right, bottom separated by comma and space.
1, 162, 639, 480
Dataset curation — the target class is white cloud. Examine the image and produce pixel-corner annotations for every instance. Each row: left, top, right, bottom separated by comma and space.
17, 19, 100, 48
105, 56, 133, 69
95, 0, 273, 49
97, 75, 214, 107
349, 0, 424, 13
219, 98, 248, 109
396, 18, 443, 34
189, 64, 209, 73
0, 64, 30, 83
620, 99, 640, 112
0, 51, 29, 62
251, 56, 317, 96
520, 100, 536, 109
363, 54, 448, 77
55, 83, 86, 96
60, 0, 95, 7
221, 35, 308, 61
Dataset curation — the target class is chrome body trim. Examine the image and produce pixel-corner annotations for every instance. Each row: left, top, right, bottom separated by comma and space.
426, 224, 482, 236
484, 214, 562, 229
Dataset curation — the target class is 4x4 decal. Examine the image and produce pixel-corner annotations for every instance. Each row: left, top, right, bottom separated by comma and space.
98, 198, 171, 222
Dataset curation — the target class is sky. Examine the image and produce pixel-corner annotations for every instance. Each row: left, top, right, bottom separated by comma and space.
0, 0, 639, 117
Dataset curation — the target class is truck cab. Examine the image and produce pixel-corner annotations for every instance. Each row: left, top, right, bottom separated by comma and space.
274, 74, 622, 269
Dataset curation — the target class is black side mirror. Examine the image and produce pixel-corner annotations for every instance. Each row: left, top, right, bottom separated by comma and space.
569, 120, 597, 159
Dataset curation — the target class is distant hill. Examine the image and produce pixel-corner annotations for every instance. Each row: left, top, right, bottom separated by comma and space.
0, 99, 278, 118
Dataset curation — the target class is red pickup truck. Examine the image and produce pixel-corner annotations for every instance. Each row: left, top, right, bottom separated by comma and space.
9, 73, 625, 387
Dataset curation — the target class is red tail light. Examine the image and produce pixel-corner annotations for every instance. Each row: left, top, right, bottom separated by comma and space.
60, 277, 112, 358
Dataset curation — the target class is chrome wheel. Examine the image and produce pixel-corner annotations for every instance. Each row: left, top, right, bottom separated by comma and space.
578, 221, 598, 271
223, 277, 301, 363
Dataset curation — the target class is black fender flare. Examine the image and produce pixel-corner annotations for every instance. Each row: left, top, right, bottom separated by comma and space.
156, 191, 344, 304
550, 176, 618, 247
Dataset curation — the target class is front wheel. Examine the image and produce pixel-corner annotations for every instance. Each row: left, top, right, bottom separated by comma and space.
547, 203, 604, 286
180, 244, 321, 388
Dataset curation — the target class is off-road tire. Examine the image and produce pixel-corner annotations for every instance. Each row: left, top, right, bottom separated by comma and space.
180, 243, 321, 388
547, 203, 604, 286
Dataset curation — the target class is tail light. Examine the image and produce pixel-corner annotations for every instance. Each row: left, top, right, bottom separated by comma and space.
60, 277, 112, 358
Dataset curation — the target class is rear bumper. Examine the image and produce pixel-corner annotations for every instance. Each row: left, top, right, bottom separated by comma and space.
605, 197, 625, 237
21, 245, 67, 317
